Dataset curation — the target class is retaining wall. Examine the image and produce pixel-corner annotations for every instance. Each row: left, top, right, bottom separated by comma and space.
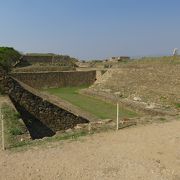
11, 71, 96, 89
22, 55, 74, 63
5, 77, 89, 139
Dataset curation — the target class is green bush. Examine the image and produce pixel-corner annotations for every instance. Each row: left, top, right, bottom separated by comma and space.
0, 47, 21, 72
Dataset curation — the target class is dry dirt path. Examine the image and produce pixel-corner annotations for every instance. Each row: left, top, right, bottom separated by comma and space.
0, 114, 180, 180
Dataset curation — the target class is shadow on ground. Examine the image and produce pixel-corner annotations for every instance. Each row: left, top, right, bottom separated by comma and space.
10, 97, 55, 139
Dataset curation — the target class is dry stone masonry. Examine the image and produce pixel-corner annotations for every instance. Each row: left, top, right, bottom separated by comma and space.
4, 76, 89, 139
11, 71, 97, 89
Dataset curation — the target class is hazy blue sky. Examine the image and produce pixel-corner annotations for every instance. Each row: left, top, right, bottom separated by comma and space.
0, 0, 180, 59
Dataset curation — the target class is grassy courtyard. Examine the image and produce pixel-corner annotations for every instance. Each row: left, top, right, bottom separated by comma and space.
45, 86, 138, 120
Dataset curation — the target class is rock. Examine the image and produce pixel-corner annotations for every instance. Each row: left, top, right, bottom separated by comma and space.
133, 96, 141, 101
92, 121, 103, 125
114, 92, 123, 97
74, 124, 83, 130
146, 103, 156, 109
75, 123, 89, 129
65, 128, 73, 133
102, 89, 111, 93
103, 119, 113, 124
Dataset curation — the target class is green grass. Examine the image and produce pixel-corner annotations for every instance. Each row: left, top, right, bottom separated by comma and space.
9, 130, 89, 150
44, 86, 138, 120
1, 104, 27, 149
175, 103, 180, 108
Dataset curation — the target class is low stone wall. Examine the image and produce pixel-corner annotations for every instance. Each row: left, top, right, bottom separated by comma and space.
11, 71, 96, 89
13, 66, 75, 73
22, 55, 76, 64
5, 77, 89, 139
23, 55, 53, 63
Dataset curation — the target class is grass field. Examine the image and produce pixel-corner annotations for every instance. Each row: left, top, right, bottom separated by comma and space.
45, 86, 137, 120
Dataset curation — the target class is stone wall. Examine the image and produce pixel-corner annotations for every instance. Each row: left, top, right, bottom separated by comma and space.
23, 55, 53, 63
11, 71, 96, 89
22, 55, 77, 64
5, 77, 89, 139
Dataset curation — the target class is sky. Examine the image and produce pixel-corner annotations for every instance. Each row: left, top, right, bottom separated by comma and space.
0, 0, 180, 60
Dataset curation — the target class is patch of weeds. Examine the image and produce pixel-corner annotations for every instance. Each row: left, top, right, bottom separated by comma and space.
175, 103, 180, 108
10, 130, 89, 150
160, 96, 167, 101
52, 130, 88, 142
10, 120, 139, 151
10, 128, 24, 136
9, 139, 32, 149
11, 123, 117, 151
164, 105, 171, 109
1, 104, 27, 149
158, 117, 167, 121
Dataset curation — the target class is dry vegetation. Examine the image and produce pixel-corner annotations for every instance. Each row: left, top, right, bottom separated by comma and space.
90, 56, 180, 109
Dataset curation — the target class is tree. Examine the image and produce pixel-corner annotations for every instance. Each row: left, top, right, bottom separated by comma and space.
0, 47, 21, 72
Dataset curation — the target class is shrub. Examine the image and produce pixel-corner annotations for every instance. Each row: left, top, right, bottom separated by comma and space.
0, 47, 21, 72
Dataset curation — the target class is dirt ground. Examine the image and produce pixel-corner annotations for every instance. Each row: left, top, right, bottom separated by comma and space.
0, 112, 180, 180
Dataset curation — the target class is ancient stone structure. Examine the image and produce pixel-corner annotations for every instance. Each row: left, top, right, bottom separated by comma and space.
5, 77, 89, 139
11, 71, 97, 89
21, 54, 78, 68
22, 55, 53, 63
1, 70, 100, 139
